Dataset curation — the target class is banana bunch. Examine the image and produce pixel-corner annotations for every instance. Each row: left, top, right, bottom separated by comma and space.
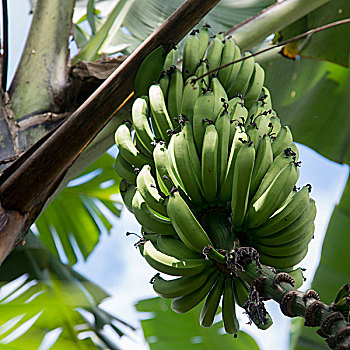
114, 27, 317, 334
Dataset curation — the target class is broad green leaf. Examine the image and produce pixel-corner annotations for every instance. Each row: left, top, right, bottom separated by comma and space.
73, 23, 91, 49
281, 0, 350, 67
263, 56, 350, 165
293, 171, 350, 349
0, 233, 132, 349
35, 153, 122, 265
72, 0, 134, 64
135, 297, 260, 349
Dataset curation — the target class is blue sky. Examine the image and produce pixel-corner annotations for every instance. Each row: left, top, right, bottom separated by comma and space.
5, 1, 350, 349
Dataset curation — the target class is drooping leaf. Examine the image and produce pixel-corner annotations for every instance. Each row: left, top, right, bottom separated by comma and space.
35, 153, 122, 265
0, 233, 133, 349
262, 56, 350, 165
135, 297, 260, 349
293, 171, 350, 349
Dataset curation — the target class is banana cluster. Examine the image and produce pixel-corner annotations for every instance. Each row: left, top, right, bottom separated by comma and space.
115, 27, 316, 333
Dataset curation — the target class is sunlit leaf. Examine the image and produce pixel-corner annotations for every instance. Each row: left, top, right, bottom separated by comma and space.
35, 153, 122, 265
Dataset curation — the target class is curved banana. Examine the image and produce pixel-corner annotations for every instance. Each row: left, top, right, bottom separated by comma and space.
231, 141, 255, 229
173, 131, 204, 204
249, 134, 273, 199
180, 76, 200, 124
245, 162, 300, 229
201, 123, 219, 202
134, 45, 166, 97
222, 277, 240, 334
142, 240, 208, 276
254, 199, 316, 245
252, 185, 311, 236
195, 60, 210, 91
149, 84, 174, 143
132, 190, 176, 235
245, 122, 260, 150
253, 223, 314, 257
171, 269, 220, 313
198, 25, 210, 59
119, 180, 136, 213
182, 30, 201, 80
167, 67, 184, 121
271, 126, 293, 158
115, 153, 137, 185
166, 191, 225, 263
152, 267, 215, 298
210, 77, 228, 122
132, 96, 155, 155
218, 37, 242, 91
258, 246, 309, 269
205, 35, 224, 74
200, 274, 225, 327
164, 49, 178, 71
115, 123, 151, 168
136, 164, 168, 217
157, 235, 202, 260
215, 110, 231, 191
193, 90, 215, 152
244, 63, 265, 109
153, 142, 174, 195
227, 52, 255, 99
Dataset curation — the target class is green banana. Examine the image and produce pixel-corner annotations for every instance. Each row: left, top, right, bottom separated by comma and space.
180, 76, 200, 124
114, 153, 137, 185
245, 162, 300, 229
193, 90, 215, 152
252, 185, 311, 236
244, 63, 265, 109
153, 142, 174, 195
200, 274, 225, 327
171, 269, 220, 313
271, 126, 293, 158
245, 122, 260, 150
142, 240, 208, 276
259, 87, 272, 110
132, 96, 155, 155
182, 29, 201, 80
215, 110, 231, 190
249, 134, 273, 199
173, 131, 204, 204
269, 115, 281, 137
157, 235, 202, 260
167, 67, 184, 121
258, 246, 309, 269
163, 48, 178, 71
134, 131, 153, 158
167, 132, 184, 188
149, 84, 174, 143
231, 141, 255, 229
206, 35, 224, 74
288, 267, 305, 289
195, 60, 210, 91
152, 267, 216, 298
210, 77, 228, 122
201, 123, 219, 202
134, 45, 166, 97
218, 37, 242, 90
159, 71, 170, 101
249, 150, 296, 206
218, 127, 247, 204
253, 199, 316, 245
166, 191, 225, 263
227, 52, 255, 99
119, 180, 136, 213
115, 123, 151, 168
136, 164, 168, 217
198, 25, 210, 59
132, 190, 176, 235
253, 223, 314, 257
222, 277, 240, 334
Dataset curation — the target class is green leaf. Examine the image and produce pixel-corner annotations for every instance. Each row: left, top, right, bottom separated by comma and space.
135, 297, 260, 349
0, 233, 132, 349
72, 0, 134, 64
35, 153, 122, 265
281, 0, 350, 67
262, 56, 350, 165
293, 171, 350, 349
73, 23, 91, 49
